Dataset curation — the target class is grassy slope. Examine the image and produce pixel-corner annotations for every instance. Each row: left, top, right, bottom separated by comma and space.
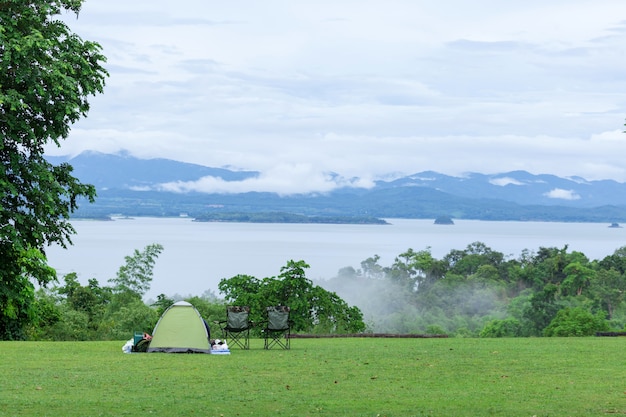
1, 338, 625, 416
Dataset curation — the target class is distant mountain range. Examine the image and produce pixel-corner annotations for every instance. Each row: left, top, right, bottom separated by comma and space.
47, 151, 626, 223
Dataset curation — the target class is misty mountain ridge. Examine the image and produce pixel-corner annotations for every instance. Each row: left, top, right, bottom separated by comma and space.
46, 150, 258, 190
46, 151, 626, 222
373, 170, 622, 208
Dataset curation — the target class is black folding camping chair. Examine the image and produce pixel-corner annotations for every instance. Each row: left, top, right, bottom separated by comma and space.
216, 306, 252, 349
262, 306, 292, 350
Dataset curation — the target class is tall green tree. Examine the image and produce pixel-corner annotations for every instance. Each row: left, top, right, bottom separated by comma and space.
388, 247, 446, 292
562, 261, 595, 297
57, 273, 111, 330
219, 260, 365, 333
101, 243, 164, 339
591, 268, 626, 320
108, 243, 164, 302
0, 1, 107, 339
445, 242, 505, 278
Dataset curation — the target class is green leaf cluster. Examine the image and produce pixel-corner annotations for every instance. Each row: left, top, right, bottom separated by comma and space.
0, 0, 107, 339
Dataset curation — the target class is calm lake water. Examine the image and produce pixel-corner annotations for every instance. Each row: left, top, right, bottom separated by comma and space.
45, 217, 626, 300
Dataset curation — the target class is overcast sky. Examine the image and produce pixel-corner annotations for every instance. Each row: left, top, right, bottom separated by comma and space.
46, 0, 626, 193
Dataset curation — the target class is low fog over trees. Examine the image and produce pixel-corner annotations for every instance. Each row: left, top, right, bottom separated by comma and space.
320, 242, 623, 337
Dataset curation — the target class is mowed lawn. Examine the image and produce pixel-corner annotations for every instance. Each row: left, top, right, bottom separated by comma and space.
1, 337, 624, 416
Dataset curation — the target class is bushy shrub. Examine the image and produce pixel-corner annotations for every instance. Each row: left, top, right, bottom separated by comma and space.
425, 324, 447, 335
104, 300, 159, 340
543, 307, 609, 337
480, 318, 522, 338
47, 308, 91, 341
454, 327, 476, 338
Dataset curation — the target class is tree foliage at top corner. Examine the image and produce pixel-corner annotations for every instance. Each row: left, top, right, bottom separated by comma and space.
0, 0, 108, 339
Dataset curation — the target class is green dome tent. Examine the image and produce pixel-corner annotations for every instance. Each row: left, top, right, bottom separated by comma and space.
147, 301, 211, 353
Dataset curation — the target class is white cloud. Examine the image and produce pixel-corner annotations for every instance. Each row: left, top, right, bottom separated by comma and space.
490, 177, 525, 186
43, 0, 626, 193
157, 164, 375, 195
590, 129, 626, 142
543, 189, 581, 200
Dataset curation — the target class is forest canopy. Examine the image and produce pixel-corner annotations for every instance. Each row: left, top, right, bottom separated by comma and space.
23, 241, 626, 341
320, 242, 624, 337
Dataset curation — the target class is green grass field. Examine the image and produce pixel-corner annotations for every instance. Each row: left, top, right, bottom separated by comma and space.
1, 337, 624, 416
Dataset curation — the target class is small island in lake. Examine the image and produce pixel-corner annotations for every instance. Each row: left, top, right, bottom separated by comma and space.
608, 222, 622, 228
434, 215, 454, 225
193, 212, 389, 224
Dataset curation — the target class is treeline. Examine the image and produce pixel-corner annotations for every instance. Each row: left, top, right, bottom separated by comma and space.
26, 244, 169, 341
21, 242, 626, 341
22, 249, 365, 341
320, 242, 626, 337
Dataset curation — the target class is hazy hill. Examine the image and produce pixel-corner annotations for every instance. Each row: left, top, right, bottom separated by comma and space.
46, 151, 258, 190
377, 171, 626, 208
47, 151, 626, 222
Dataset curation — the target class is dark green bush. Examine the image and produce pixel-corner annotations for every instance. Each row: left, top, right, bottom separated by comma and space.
543, 307, 609, 337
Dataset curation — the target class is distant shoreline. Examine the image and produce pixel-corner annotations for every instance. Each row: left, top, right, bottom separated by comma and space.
192, 212, 389, 225
69, 215, 626, 227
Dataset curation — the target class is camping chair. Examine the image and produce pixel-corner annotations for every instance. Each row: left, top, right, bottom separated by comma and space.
216, 306, 252, 349
262, 306, 292, 350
